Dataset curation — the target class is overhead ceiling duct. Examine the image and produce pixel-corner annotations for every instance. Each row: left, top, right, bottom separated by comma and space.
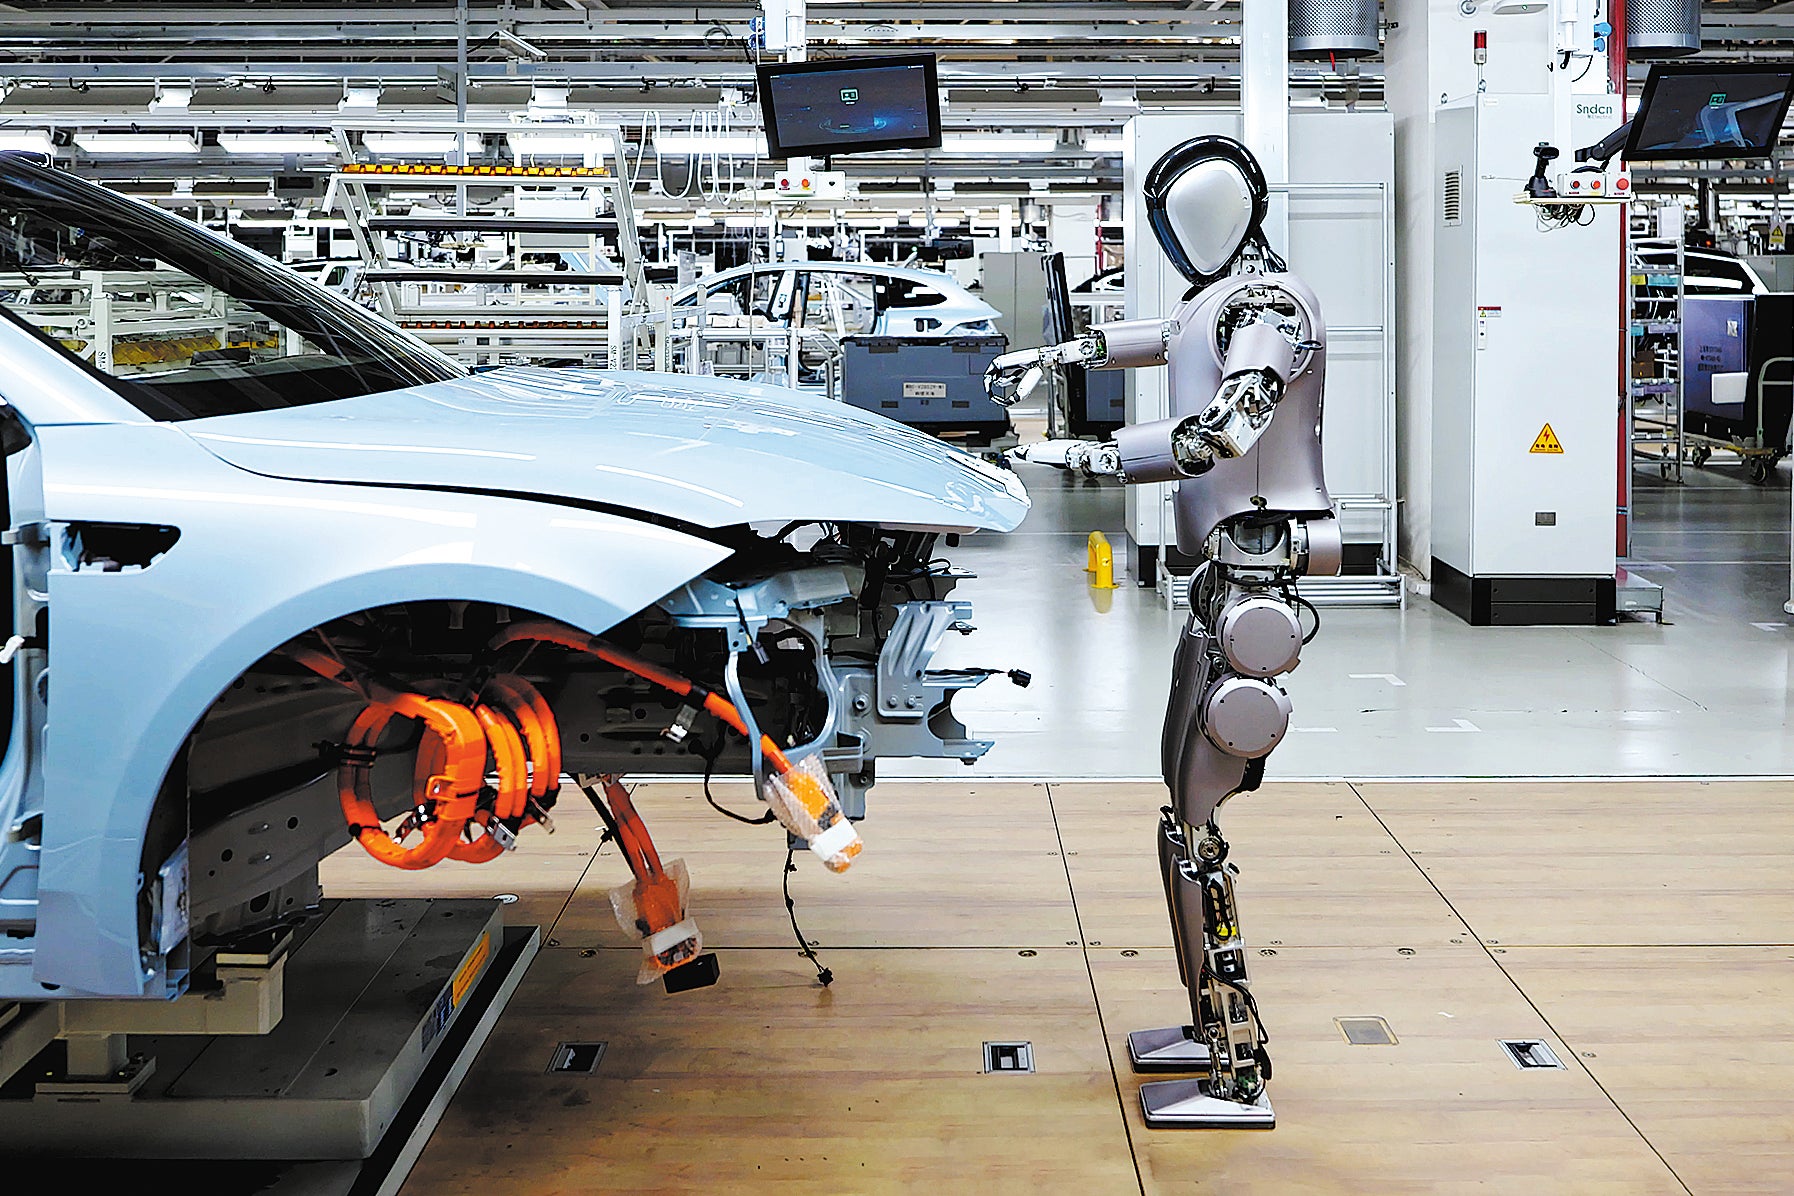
1628, 0, 1700, 58
1289, 0, 1381, 60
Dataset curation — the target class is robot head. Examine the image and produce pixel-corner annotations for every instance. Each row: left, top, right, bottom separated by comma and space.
1143, 136, 1277, 287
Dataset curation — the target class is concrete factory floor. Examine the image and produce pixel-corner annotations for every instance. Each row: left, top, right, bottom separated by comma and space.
311, 776, 1794, 1195
900, 455, 1794, 781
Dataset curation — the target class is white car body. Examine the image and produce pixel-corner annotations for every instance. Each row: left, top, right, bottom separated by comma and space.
669, 261, 1002, 340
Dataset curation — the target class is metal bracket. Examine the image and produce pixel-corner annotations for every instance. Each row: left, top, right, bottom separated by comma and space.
657, 567, 856, 653
875, 601, 974, 720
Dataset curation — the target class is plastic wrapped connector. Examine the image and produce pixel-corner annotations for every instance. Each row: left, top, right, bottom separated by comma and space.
764, 755, 862, 873
609, 857, 702, 984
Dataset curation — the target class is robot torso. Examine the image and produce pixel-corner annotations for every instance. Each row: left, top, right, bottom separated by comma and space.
1167, 271, 1333, 554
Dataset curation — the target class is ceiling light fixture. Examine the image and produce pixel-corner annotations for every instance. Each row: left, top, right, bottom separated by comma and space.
939, 133, 1059, 155
361, 132, 471, 155
0, 130, 53, 155
74, 131, 201, 156
494, 28, 549, 62
218, 132, 337, 155
507, 130, 606, 156
653, 131, 767, 156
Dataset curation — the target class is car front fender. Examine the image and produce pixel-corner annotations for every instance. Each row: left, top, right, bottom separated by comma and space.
29, 424, 730, 997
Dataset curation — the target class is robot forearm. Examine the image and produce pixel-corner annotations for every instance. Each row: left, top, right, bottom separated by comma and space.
1089, 317, 1175, 369
1020, 365, 1287, 483
983, 318, 1175, 406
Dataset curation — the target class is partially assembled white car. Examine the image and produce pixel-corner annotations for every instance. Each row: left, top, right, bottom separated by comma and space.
0, 154, 1028, 1002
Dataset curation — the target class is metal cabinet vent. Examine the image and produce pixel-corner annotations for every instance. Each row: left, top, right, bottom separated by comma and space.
1443, 169, 1463, 226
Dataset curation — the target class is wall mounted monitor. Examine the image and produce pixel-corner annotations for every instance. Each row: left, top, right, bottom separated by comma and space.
757, 54, 942, 159
1625, 64, 1794, 161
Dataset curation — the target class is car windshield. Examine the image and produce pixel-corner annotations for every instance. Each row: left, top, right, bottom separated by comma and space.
0, 154, 462, 421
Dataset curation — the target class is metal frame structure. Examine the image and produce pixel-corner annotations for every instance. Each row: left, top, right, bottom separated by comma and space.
327, 121, 647, 367
1627, 213, 1687, 489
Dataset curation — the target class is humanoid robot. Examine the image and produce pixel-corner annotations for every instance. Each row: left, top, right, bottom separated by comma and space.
985, 136, 1339, 1129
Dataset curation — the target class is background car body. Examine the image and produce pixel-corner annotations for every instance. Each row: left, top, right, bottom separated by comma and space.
669, 260, 1002, 339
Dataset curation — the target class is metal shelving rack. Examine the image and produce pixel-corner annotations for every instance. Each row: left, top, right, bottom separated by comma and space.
1, 270, 278, 374
1627, 213, 1685, 487
326, 124, 647, 369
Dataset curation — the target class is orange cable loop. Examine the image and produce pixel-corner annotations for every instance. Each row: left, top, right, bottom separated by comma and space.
283, 639, 560, 870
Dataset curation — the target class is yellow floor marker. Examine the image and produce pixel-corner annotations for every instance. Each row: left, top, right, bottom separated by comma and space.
1085, 531, 1118, 589
1529, 424, 1564, 454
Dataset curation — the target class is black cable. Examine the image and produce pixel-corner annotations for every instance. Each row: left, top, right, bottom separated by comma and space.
1286, 587, 1322, 644
783, 848, 834, 986
700, 731, 775, 825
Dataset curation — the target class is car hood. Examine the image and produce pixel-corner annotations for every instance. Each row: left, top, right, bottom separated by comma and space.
181, 367, 1030, 533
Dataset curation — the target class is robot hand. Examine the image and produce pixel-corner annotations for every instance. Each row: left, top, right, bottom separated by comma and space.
1010, 439, 1124, 477
983, 333, 1108, 406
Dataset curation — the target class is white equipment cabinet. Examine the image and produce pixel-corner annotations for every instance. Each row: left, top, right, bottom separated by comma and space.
1431, 94, 1621, 625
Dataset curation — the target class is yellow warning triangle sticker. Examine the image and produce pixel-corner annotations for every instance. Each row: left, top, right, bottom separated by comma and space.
1529, 423, 1564, 454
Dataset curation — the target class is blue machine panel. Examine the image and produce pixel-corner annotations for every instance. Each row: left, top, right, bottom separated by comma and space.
1683, 295, 1752, 420
841, 335, 1013, 442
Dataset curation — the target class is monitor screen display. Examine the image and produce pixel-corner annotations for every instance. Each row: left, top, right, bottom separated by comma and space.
1625, 65, 1794, 161
757, 54, 942, 159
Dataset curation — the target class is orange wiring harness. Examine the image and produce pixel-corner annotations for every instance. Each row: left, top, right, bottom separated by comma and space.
489, 621, 862, 872
284, 617, 859, 935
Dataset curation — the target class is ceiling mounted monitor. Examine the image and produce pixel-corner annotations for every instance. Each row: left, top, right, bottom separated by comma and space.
1624, 64, 1794, 161
756, 53, 942, 160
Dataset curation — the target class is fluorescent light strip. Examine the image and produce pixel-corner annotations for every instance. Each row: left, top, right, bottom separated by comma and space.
940, 134, 1059, 155
361, 132, 476, 155
506, 131, 610, 156
75, 132, 200, 156
217, 133, 337, 155
653, 131, 767, 156
0, 130, 53, 154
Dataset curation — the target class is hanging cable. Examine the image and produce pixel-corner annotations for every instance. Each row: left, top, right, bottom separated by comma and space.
783, 848, 834, 987
702, 730, 777, 825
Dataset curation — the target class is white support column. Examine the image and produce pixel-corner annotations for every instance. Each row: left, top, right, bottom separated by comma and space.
1241, 0, 1290, 255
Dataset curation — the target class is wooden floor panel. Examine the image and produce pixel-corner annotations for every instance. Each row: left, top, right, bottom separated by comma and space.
1092, 945, 1683, 1195
1498, 946, 1794, 1195
401, 945, 1139, 1195
1050, 780, 1475, 950
317, 817, 605, 933
1353, 781, 1794, 947
548, 781, 1082, 951
384, 778, 1794, 1193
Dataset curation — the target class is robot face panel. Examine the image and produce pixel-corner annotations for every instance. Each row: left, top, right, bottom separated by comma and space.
1144, 135, 1273, 287
1161, 161, 1254, 279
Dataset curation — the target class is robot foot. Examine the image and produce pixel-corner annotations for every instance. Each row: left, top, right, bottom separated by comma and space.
1140, 1079, 1275, 1130
1127, 1025, 1214, 1073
